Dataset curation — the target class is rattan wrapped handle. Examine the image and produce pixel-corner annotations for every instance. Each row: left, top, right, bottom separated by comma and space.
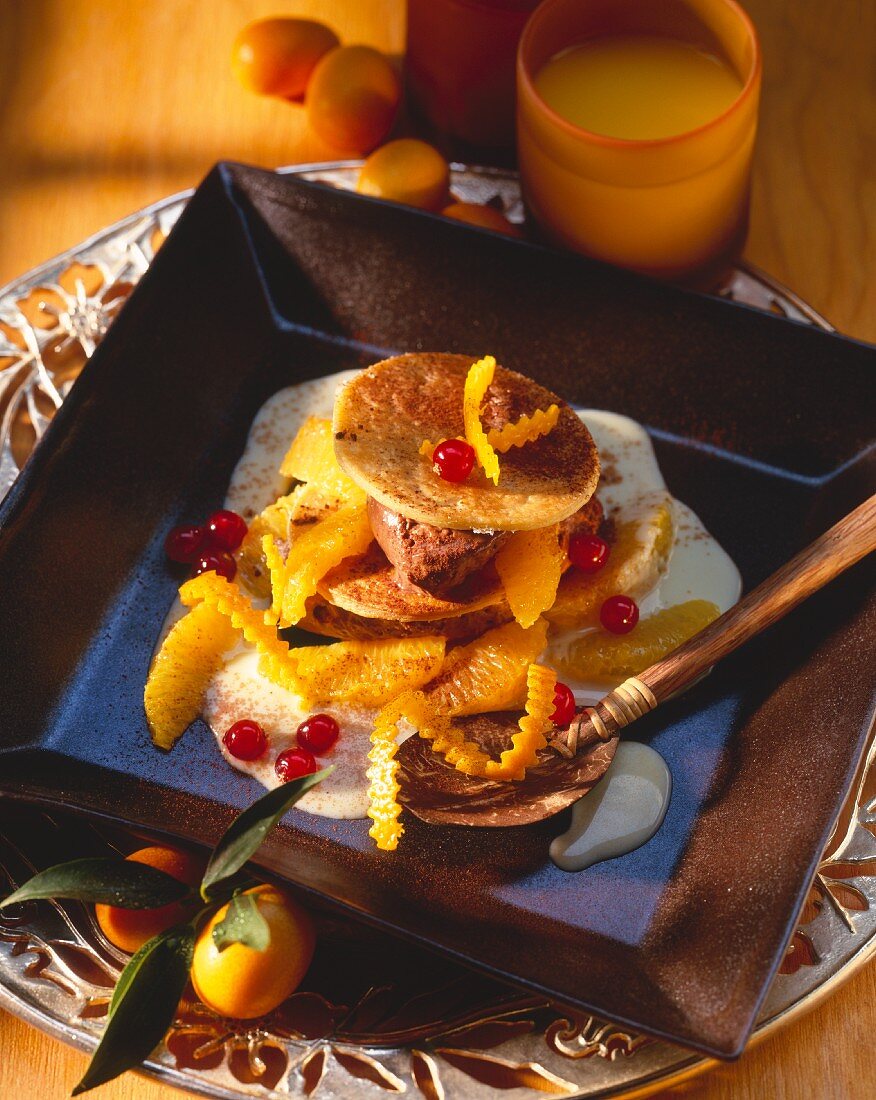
558, 493, 876, 753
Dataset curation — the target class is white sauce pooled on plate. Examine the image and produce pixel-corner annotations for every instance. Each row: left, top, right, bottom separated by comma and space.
189, 371, 740, 833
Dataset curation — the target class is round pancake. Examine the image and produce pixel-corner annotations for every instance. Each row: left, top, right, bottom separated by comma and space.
317, 542, 507, 622
333, 353, 599, 531
301, 597, 513, 641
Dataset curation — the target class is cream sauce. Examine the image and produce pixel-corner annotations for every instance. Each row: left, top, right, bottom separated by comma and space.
193, 371, 740, 825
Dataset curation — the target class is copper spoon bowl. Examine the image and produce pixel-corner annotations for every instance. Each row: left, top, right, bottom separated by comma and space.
397, 493, 876, 827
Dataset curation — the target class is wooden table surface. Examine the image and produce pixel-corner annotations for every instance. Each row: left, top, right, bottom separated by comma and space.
0, 1, 873, 1098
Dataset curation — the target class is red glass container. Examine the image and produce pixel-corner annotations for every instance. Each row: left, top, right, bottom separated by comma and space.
406, 0, 540, 150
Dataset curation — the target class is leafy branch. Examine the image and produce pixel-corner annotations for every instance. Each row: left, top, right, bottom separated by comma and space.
1, 767, 332, 1094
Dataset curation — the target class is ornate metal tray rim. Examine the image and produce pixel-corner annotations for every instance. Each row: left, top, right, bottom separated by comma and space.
0, 162, 872, 1100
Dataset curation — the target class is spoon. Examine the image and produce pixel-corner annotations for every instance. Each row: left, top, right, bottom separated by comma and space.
397, 493, 876, 827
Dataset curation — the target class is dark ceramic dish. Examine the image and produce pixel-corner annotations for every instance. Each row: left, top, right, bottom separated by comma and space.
0, 164, 873, 1059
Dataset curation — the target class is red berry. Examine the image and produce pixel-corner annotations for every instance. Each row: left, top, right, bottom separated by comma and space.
193, 551, 236, 581
600, 594, 639, 634
550, 682, 576, 727
297, 714, 339, 754
569, 533, 610, 574
275, 748, 317, 782
433, 438, 475, 483
206, 509, 248, 551
164, 524, 206, 564
223, 719, 267, 761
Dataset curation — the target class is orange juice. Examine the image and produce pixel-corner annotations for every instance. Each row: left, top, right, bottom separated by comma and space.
534, 36, 743, 140
517, 0, 761, 285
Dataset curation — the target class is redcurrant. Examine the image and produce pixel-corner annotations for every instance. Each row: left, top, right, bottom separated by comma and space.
433, 438, 475, 483
193, 551, 236, 582
164, 524, 206, 564
206, 509, 248, 551
275, 748, 317, 782
223, 719, 267, 761
551, 682, 576, 727
569, 533, 610, 574
297, 714, 340, 754
600, 594, 639, 635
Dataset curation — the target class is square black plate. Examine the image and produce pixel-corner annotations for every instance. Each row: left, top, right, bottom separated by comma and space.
0, 163, 873, 1058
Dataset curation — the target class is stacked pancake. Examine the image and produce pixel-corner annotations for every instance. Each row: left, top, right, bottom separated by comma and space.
302, 353, 602, 640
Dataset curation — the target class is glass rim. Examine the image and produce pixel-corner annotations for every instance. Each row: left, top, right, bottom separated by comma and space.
517, 0, 762, 151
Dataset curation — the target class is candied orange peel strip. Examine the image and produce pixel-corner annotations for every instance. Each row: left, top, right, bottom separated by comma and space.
495, 527, 564, 628
179, 572, 296, 690
487, 404, 560, 453
367, 697, 411, 851
483, 663, 557, 781
144, 602, 238, 751
292, 636, 446, 708
274, 502, 373, 628
261, 534, 287, 625
463, 355, 500, 485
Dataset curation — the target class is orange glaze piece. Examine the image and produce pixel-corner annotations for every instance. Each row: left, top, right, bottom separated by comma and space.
280, 416, 365, 504
144, 601, 238, 750
495, 525, 564, 628
273, 502, 373, 627
292, 635, 446, 707
422, 618, 548, 716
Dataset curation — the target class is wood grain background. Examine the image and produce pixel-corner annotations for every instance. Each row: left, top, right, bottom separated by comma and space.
0, 1, 873, 1097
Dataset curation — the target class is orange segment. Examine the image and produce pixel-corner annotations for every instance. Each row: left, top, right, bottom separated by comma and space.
463, 355, 500, 485
292, 636, 446, 707
144, 603, 238, 750
495, 526, 564, 628
275, 502, 374, 628
178, 572, 295, 689
547, 494, 674, 631
487, 405, 560, 453
280, 416, 365, 504
423, 618, 548, 717
549, 599, 720, 683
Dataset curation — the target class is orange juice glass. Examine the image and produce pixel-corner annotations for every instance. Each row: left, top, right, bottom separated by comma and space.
517, 0, 761, 285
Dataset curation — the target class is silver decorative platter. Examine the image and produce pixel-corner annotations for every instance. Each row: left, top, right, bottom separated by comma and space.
0, 164, 872, 1100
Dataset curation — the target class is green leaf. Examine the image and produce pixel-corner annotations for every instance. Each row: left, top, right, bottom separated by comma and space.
201, 768, 331, 900
73, 924, 194, 1095
212, 891, 270, 952
0, 858, 191, 911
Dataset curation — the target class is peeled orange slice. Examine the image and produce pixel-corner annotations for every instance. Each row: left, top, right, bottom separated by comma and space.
275, 502, 373, 627
495, 526, 564, 628
463, 355, 500, 485
547, 493, 675, 631
280, 416, 366, 505
144, 603, 238, 750
549, 599, 720, 683
423, 618, 548, 717
179, 572, 294, 689
293, 636, 446, 707
487, 405, 559, 453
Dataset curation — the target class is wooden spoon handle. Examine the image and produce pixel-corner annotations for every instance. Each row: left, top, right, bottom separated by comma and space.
577, 493, 876, 746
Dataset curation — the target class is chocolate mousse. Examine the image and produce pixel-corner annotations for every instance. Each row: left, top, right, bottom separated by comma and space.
367, 496, 509, 595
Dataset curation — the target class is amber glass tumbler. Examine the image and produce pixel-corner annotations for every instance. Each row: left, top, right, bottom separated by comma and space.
517, 0, 761, 284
